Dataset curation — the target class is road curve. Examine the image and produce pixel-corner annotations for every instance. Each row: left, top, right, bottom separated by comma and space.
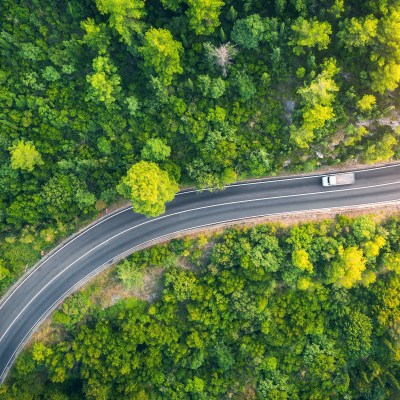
1, 164, 400, 382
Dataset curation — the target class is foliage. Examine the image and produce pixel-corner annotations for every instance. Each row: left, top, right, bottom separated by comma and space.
186, 0, 224, 35
141, 138, 171, 162
116, 259, 144, 289
95, 0, 145, 45
86, 56, 121, 106
290, 18, 332, 55
139, 28, 183, 86
357, 94, 376, 112
231, 14, 265, 50
4, 216, 400, 399
117, 161, 179, 217
364, 133, 398, 163
291, 58, 339, 148
9, 141, 43, 172
1, 0, 400, 323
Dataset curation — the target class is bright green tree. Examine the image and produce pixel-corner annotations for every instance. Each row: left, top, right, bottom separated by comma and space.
364, 133, 397, 163
290, 17, 332, 55
86, 56, 121, 106
186, 0, 224, 35
292, 249, 313, 273
80, 18, 110, 54
370, 62, 400, 93
291, 59, 339, 148
329, 246, 366, 288
9, 140, 44, 172
339, 15, 378, 48
95, 0, 145, 45
117, 260, 143, 289
357, 94, 376, 112
0, 260, 10, 282
117, 161, 179, 217
370, 9, 400, 93
139, 28, 183, 86
141, 138, 171, 162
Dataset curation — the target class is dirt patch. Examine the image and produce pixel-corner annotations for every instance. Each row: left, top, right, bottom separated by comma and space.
92, 276, 132, 309
131, 267, 165, 302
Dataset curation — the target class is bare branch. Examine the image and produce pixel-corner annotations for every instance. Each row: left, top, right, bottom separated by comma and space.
204, 42, 238, 77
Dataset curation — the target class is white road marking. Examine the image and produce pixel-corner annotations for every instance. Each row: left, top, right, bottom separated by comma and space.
0, 207, 132, 312
2, 178, 400, 343
212, 162, 400, 188
2, 196, 400, 382
1, 163, 399, 310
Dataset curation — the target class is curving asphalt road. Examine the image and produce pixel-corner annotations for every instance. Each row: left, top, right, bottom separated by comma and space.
1, 164, 400, 383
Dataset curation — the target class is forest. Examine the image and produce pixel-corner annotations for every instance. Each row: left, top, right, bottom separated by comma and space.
1, 215, 399, 399
1, 0, 400, 292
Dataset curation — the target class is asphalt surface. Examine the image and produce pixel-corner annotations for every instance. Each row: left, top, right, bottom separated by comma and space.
1, 164, 400, 383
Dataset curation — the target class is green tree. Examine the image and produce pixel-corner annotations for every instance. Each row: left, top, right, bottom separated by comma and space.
328, 0, 344, 18
9, 141, 43, 172
0, 259, 10, 282
290, 18, 332, 55
357, 94, 376, 112
291, 59, 339, 148
292, 249, 313, 273
197, 74, 212, 96
42, 66, 60, 82
139, 28, 183, 86
329, 246, 366, 288
364, 133, 397, 163
371, 62, 400, 93
343, 310, 373, 359
370, 9, 400, 93
117, 161, 179, 217
42, 174, 94, 219
235, 72, 256, 100
351, 216, 376, 242
117, 259, 144, 289
6, 195, 44, 228
186, 0, 224, 35
161, 0, 182, 11
141, 138, 171, 162
80, 18, 110, 54
339, 15, 378, 48
95, 0, 145, 45
32, 342, 53, 363
209, 77, 226, 98
126, 96, 140, 116
75, 188, 96, 213
244, 148, 271, 176
231, 14, 265, 49
86, 56, 121, 106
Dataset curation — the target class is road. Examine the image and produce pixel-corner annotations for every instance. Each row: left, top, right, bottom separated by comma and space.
1, 164, 400, 382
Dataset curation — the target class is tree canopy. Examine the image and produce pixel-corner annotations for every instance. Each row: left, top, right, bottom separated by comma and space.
139, 28, 183, 86
9, 141, 43, 172
1, 0, 400, 324
2, 215, 400, 399
117, 161, 179, 217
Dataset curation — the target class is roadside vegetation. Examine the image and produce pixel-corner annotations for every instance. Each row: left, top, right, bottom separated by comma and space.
2, 215, 400, 399
1, 0, 400, 294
